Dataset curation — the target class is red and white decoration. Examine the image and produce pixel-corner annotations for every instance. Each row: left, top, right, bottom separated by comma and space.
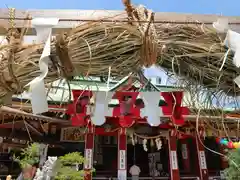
118, 128, 127, 180
180, 140, 191, 173
66, 90, 189, 127
91, 91, 114, 125
194, 131, 209, 180
168, 130, 180, 180
161, 92, 189, 125
139, 92, 163, 126
84, 124, 95, 180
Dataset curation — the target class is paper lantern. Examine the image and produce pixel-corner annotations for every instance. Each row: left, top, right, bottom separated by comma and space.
233, 142, 239, 148
228, 141, 234, 149
220, 139, 227, 145
218, 138, 240, 149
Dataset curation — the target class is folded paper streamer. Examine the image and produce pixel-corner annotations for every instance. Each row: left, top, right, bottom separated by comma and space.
213, 18, 240, 88
139, 92, 163, 126
90, 91, 114, 125
213, 18, 240, 68
224, 30, 240, 68
212, 18, 229, 33
26, 18, 59, 114
234, 75, 240, 88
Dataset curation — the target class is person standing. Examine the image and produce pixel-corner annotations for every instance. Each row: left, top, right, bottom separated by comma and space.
129, 164, 141, 180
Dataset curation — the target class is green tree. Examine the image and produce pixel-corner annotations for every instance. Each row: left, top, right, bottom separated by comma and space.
54, 152, 93, 180
224, 149, 240, 180
14, 143, 40, 169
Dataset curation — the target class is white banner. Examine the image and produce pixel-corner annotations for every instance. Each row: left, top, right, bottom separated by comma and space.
199, 151, 207, 169
28, 18, 59, 114
181, 144, 188, 160
119, 150, 126, 170
170, 151, 178, 170
84, 149, 93, 169
118, 169, 127, 180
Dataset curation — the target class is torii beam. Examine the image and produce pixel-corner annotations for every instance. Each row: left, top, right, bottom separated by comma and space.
0, 8, 240, 35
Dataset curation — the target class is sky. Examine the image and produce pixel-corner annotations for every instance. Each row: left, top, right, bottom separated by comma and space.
0, 0, 240, 16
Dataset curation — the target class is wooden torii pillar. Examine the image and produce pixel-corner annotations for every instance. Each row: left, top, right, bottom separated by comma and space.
168, 129, 180, 180
194, 130, 209, 180
117, 127, 127, 180
180, 138, 191, 173
219, 145, 228, 178
84, 123, 95, 180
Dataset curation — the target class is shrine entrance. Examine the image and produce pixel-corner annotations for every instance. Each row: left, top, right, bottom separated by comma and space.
94, 135, 118, 177
127, 141, 170, 177
93, 133, 170, 178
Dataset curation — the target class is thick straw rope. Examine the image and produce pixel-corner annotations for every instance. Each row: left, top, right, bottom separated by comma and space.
0, 3, 157, 101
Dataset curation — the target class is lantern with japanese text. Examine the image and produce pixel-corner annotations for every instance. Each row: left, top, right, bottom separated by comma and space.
66, 90, 189, 127
161, 91, 189, 125
112, 91, 141, 127
66, 90, 92, 126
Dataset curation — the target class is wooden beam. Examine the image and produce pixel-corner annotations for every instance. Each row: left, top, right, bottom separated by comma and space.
24, 120, 44, 136
0, 128, 60, 143
0, 8, 240, 35
0, 106, 71, 125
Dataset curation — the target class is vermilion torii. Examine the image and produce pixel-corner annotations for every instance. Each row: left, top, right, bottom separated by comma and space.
66, 90, 188, 127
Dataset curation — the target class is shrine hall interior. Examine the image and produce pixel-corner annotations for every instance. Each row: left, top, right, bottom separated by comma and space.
45, 133, 223, 178
0, 88, 230, 178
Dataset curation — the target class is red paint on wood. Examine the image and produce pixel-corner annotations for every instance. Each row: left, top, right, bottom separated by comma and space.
194, 133, 209, 180
67, 90, 93, 126
220, 145, 229, 170
168, 130, 180, 180
180, 139, 191, 173
84, 125, 94, 180
112, 91, 140, 127
161, 91, 189, 125
118, 128, 127, 179
94, 127, 118, 136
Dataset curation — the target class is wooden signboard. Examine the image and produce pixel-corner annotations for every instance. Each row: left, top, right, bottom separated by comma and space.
60, 127, 85, 142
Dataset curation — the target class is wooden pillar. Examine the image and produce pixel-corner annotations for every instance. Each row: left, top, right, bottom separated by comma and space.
118, 128, 127, 180
194, 131, 209, 180
220, 145, 228, 169
180, 138, 191, 173
168, 130, 180, 180
84, 124, 95, 180
219, 145, 228, 179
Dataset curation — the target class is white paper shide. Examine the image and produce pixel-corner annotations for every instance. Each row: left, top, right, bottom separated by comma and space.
213, 18, 240, 87
119, 150, 126, 170
84, 149, 93, 169
170, 151, 178, 170
199, 151, 207, 169
181, 144, 188, 160
27, 18, 59, 114
139, 92, 163, 126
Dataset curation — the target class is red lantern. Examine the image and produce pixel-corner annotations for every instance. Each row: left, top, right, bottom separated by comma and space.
228, 141, 234, 149
161, 91, 189, 125
112, 91, 140, 127
66, 90, 93, 126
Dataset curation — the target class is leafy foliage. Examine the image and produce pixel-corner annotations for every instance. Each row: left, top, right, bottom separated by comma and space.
54, 152, 89, 180
58, 152, 85, 166
14, 143, 40, 169
224, 149, 240, 180
14, 144, 94, 180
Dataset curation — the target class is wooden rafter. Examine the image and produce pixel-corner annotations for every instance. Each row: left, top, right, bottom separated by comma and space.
24, 120, 43, 136
0, 8, 240, 35
0, 106, 71, 125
